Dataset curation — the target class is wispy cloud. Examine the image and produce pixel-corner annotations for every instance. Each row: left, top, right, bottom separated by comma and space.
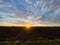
0, 0, 60, 26
0, 0, 3, 2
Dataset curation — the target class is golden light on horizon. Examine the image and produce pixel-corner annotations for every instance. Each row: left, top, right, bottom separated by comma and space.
24, 23, 31, 29
0, 23, 47, 26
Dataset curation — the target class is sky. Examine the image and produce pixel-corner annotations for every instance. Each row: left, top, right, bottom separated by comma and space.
0, 0, 60, 26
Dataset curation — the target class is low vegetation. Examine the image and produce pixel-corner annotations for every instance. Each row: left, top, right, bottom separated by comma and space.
0, 39, 60, 45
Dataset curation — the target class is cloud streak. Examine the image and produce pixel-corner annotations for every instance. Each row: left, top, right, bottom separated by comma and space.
0, 0, 60, 26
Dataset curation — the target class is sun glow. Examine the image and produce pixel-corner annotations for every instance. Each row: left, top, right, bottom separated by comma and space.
24, 23, 31, 29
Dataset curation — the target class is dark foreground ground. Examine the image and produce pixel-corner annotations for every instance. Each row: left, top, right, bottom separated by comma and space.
0, 26, 60, 45
0, 26, 60, 41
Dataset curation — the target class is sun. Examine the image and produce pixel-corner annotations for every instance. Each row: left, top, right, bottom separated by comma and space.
24, 23, 31, 29
25, 24, 31, 29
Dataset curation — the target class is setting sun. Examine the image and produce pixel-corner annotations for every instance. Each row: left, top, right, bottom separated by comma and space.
24, 23, 31, 29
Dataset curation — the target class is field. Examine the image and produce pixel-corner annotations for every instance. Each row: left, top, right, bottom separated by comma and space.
0, 40, 60, 45
0, 27, 60, 45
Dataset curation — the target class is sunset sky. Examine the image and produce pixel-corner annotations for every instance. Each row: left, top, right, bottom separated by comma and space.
0, 0, 60, 26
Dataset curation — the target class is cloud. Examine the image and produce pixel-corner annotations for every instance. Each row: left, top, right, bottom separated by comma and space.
25, 0, 32, 4
0, 12, 16, 16
0, 3, 12, 8
0, 0, 60, 26
0, 0, 3, 2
